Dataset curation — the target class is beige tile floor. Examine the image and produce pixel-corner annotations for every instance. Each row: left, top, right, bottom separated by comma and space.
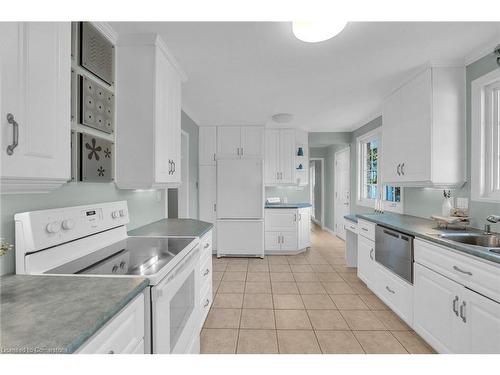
201, 223, 435, 354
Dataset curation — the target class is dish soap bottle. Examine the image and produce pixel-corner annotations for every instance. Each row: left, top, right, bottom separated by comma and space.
441, 190, 453, 217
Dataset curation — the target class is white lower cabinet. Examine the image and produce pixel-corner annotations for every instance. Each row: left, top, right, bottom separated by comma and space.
374, 262, 413, 326
357, 234, 376, 287
264, 208, 310, 254
199, 230, 213, 328
414, 262, 500, 354
77, 293, 145, 354
199, 166, 217, 251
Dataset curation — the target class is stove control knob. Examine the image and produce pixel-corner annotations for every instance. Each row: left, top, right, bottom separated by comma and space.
46, 221, 61, 234
119, 209, 127, 217
61, 219, 75, 230
119, 261, 126, 270
112, 210, 120, 219
112, 265, 119, 273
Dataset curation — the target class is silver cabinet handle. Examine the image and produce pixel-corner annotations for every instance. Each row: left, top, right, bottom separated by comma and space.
6, 113, 19, 155
459, 301, 466, 323
397, 164, 401, 176
173, 161, 176, 174
236, 147, 239, 156
204, 242, 210, 249
453, 265, 472, 276
204, 299, 210, 307
294, 214, 297, 222
168, 160, 173, 175
452, 296, 459, 316
203, 269, 210, 276
299, 213, 302, 221
385, 285, 395, 294
370, 248, 374, 260
361, 227, 368, 232
401, 163, 405, 175
213, 203, 217, 212
108, 350, 115, 354
241, 147, 244, 156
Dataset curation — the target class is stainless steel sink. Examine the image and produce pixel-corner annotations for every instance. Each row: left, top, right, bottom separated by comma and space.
438, 232, 500, 252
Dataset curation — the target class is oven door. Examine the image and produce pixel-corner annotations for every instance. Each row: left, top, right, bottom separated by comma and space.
152, 245, 201, 354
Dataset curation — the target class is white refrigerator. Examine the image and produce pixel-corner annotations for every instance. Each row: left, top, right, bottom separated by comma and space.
216, 158, 264, 258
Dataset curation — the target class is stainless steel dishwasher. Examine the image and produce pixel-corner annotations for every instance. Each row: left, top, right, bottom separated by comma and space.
375, 225, 414, 284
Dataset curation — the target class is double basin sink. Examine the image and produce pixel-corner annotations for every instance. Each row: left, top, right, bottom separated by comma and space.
436, 232, 500, 254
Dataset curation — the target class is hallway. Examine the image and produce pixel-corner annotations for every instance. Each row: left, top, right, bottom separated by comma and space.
201, 224, 434, 354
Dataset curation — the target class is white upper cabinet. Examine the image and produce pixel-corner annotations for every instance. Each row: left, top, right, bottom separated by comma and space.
115, 34, 186, 189
217, 126, 263, 159
264, 128, 296, 185
199, 127, 217, 165
0, 22, 71, 194
382, 66, 465, 187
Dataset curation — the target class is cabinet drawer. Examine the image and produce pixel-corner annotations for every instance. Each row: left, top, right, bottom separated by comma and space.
199, 254, 213, 289
200, 285, 213, 327
77, 293, 145, 354
357, 219, 375, 241
345, 221, 357, 234
200, 230, 213, 254
265, 209, 298, 232
415, 239, 500, 303
374, 263, 413, 326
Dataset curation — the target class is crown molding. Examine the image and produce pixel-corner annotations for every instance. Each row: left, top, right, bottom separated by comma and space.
464, 35, 500, 66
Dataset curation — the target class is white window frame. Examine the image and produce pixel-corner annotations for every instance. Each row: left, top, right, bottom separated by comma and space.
356, 128, 404, 213
471, 68, 500, 203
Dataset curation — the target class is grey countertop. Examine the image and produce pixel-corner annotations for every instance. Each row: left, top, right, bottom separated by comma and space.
344, 214, 358, 223
265, 203, 312, 209
128, 218, 213, 238
357, 212, 500, 265
0, 275, 148, 354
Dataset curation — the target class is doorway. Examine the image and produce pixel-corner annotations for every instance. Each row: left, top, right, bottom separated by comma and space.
334, 147, 350, 240
309, 158, 325, 228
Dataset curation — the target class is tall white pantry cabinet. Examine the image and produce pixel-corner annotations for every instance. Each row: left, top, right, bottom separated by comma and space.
115, 34, 186, 189
0, 22, 71, 194
199, 126, 218, 251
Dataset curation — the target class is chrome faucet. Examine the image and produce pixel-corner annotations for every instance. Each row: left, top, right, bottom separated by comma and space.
486, 215, 500, 223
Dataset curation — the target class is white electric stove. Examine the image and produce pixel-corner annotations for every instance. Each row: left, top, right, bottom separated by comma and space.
15, 201, 202, 354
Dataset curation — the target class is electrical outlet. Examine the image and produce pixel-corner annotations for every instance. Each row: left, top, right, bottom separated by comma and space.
456, 197, 469, 210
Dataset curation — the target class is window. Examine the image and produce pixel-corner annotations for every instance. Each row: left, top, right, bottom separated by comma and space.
471, 69, 500, 202
357, 128, 403, 212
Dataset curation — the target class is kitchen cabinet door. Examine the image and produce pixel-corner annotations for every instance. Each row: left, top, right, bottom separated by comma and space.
265, 232, 281, 252
0, 22, 71, 194
199, 166, 217, 223
298, 207, 311, 249
199, 127, 217, 165
357, 235, 375, 287
462, 287, 500, 354
398, 68, 432, 183
241, 126, 264, 158
381, 90, 403, 183
264, 129, 280, 184
217, 126, 241, 159
413, 263, 461, 354
281, 231, 298, 252
279, 129, 296, 184
265, 209, 297, 232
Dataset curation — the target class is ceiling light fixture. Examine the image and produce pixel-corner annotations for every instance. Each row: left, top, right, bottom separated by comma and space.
271, 113, 294, 123
292, 21, 346, 43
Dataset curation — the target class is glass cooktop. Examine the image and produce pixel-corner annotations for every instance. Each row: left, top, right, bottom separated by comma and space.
47, 237, 196, 276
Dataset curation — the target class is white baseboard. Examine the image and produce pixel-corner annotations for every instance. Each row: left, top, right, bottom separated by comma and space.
323, 227, 336, 236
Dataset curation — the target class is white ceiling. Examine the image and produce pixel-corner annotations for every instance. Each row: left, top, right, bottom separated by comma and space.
110, 22, 500, 132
